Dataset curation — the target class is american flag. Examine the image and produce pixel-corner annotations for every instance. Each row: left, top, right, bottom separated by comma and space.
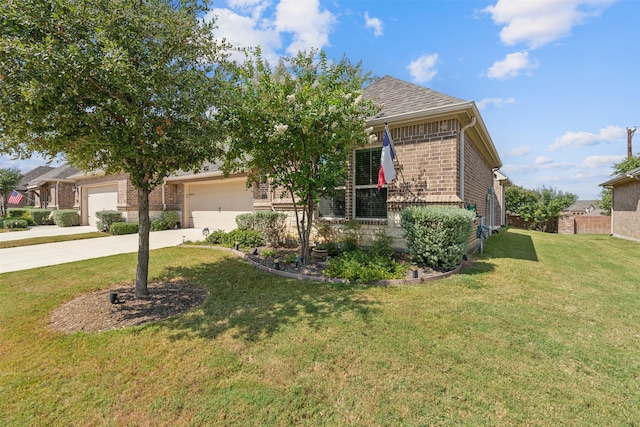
8, 190, 24, 205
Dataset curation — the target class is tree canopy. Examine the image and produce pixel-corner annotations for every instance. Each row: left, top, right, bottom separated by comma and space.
218, 49, 380, 263
0, 0, 231, 296
0, 168, 23, 215
506, 185, 578, 232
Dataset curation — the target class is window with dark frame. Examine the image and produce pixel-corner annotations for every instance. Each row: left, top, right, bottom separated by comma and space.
354, 147, 387, 219
318, 188, 345, 218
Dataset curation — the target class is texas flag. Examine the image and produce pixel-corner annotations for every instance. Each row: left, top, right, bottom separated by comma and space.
377, 127, 396, 190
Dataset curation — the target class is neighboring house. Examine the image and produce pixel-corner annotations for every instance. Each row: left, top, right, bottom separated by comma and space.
558, 200, 610, 235
67, 75, 505, 249
563, 200, 604, 216
600, 166, 640, 241
26, 164, 80, 211
5, 166, 56, 208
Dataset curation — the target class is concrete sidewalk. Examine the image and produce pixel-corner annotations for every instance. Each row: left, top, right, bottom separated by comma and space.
1, 226, 206, 274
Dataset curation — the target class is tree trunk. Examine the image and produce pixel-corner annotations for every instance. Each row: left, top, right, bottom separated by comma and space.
135, 187, 151, 297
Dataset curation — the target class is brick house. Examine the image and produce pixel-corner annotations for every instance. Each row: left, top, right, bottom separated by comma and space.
26, 164, 80, 211
6, 166, 55, 208
68, 76, 505, 249
600, 166, 640, 241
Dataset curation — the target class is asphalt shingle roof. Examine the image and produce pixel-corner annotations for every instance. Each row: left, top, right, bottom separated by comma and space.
363, 75, 467, 119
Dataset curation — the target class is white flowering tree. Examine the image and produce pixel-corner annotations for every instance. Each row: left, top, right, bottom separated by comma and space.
220, 49, 380, 263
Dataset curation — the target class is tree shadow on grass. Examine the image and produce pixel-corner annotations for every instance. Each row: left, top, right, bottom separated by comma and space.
151, 256, 380, 342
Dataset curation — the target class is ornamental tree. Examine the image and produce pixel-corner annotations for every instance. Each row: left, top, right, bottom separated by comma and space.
0, 168, 23, 215
219, 49, 380, 263
506, 185, 577, 232
0, 0, 231, 296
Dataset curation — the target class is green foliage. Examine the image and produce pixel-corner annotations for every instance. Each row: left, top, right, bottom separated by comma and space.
260, 247, 278, 258
401, 206, 474, 271
219, 48, 380, 263
110, 222, 139, 235
235, 213, 255, 231
598, 153, 640, 215
506, 185, 578, 231
95, 210, 124, 232
30, 209, 52, 225
369, 228, 394, 258
0, 167, 23, 214
3, 218, 28, 229
340, 219, 361, 253
150, 219, 169, 231
205, 228, 264, 249
52, 210, 80, 227
284, 252, 299, 263
205, 229, 227, 245
7, 208, 29, 218
225, 229, 264, 249
160, 211, 180, 229
324, 250, 407, 283
0, 0, 233, 295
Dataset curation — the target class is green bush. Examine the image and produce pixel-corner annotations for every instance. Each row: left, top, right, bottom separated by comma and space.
324, 250, 407, 283
235, 213, 255, 231
3, 219, 28, 229
225, 229, 264, 248
369, 228, 394, 258
7, 208, 29, 218
205, 229, 228, 245
253, 211, 287, 247
340, 219, 361, 253
95, 210, 123, 232
110, 222, 139, 235
150, 219, 168, 231
160, 211, 180, 229
30, 209, 52, 225
52, 210, 80, 227
400, 206, 474, 271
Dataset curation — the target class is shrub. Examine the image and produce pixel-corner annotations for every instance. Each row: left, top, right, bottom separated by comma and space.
235, 213, 255, 231
340, 219, 361, 253
30, 209, 52, 225
369, 228, 394, 258
205, 229, 228, 245
324, 250, 407, 283
261, 247, 278, 258
400, 206, 474, 271
7, 208, 34, 226
95, 210, 123, 232
110, 222, 139, 235
3, 219, 28, 229
253, 211, 287, 246
150, 219, 168, 231
225, 229, 264, 249
160, 211, 180, 229
52, 210, 80, 227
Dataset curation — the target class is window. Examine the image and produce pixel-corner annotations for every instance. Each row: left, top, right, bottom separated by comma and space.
319, 188, 345, 218
354, 148, 387, 218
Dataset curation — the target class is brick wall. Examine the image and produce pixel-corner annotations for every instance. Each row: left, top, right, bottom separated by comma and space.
558, 214, 611, 234
612, 180, 640, 241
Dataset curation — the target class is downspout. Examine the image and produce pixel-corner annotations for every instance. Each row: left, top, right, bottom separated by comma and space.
55, 181, 60, 209
459, 116, 476, 203
162, 179, 167, 211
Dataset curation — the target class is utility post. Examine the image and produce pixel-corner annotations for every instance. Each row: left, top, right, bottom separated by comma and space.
628, 127, 636, 159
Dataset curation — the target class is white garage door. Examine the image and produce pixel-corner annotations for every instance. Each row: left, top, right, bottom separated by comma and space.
189, 180, 253, 231
87, 184, 118, 227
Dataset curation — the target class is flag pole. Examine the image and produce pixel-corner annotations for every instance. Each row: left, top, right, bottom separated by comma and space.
384, 122, 420, 199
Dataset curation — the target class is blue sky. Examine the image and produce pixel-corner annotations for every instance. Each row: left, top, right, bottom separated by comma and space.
2, 0, 638, 199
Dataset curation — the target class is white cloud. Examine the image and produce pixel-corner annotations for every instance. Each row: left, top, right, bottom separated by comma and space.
275, 0, 335, 55
487, 51, 538, 80
535, 155, 553, 165
580, 154, 627, 169
548, 125, 627, 151
483, 0, 616, 49
407, 53, 439, 83
364, 12, 383, 37
507, 145, 532, 156
206, 0, 335, 62
476, 96, 516, 110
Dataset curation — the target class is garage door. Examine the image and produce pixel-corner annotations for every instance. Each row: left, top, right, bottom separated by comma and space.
189, 180, 253, 231
87, 184, 118, 227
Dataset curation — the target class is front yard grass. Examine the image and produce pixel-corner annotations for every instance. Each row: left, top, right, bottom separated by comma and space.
1, 228, 639, 425
0, 232, 109, 248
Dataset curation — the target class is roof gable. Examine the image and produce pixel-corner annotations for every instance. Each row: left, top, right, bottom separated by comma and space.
17, 166, 56, 190
363, 75, 466, 119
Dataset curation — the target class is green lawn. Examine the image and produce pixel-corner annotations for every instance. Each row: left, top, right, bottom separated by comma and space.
0, 232, 108, 249
1, 228, 639, 426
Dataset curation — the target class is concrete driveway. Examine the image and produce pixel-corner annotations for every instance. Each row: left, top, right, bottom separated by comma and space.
0, 225, 206, 274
